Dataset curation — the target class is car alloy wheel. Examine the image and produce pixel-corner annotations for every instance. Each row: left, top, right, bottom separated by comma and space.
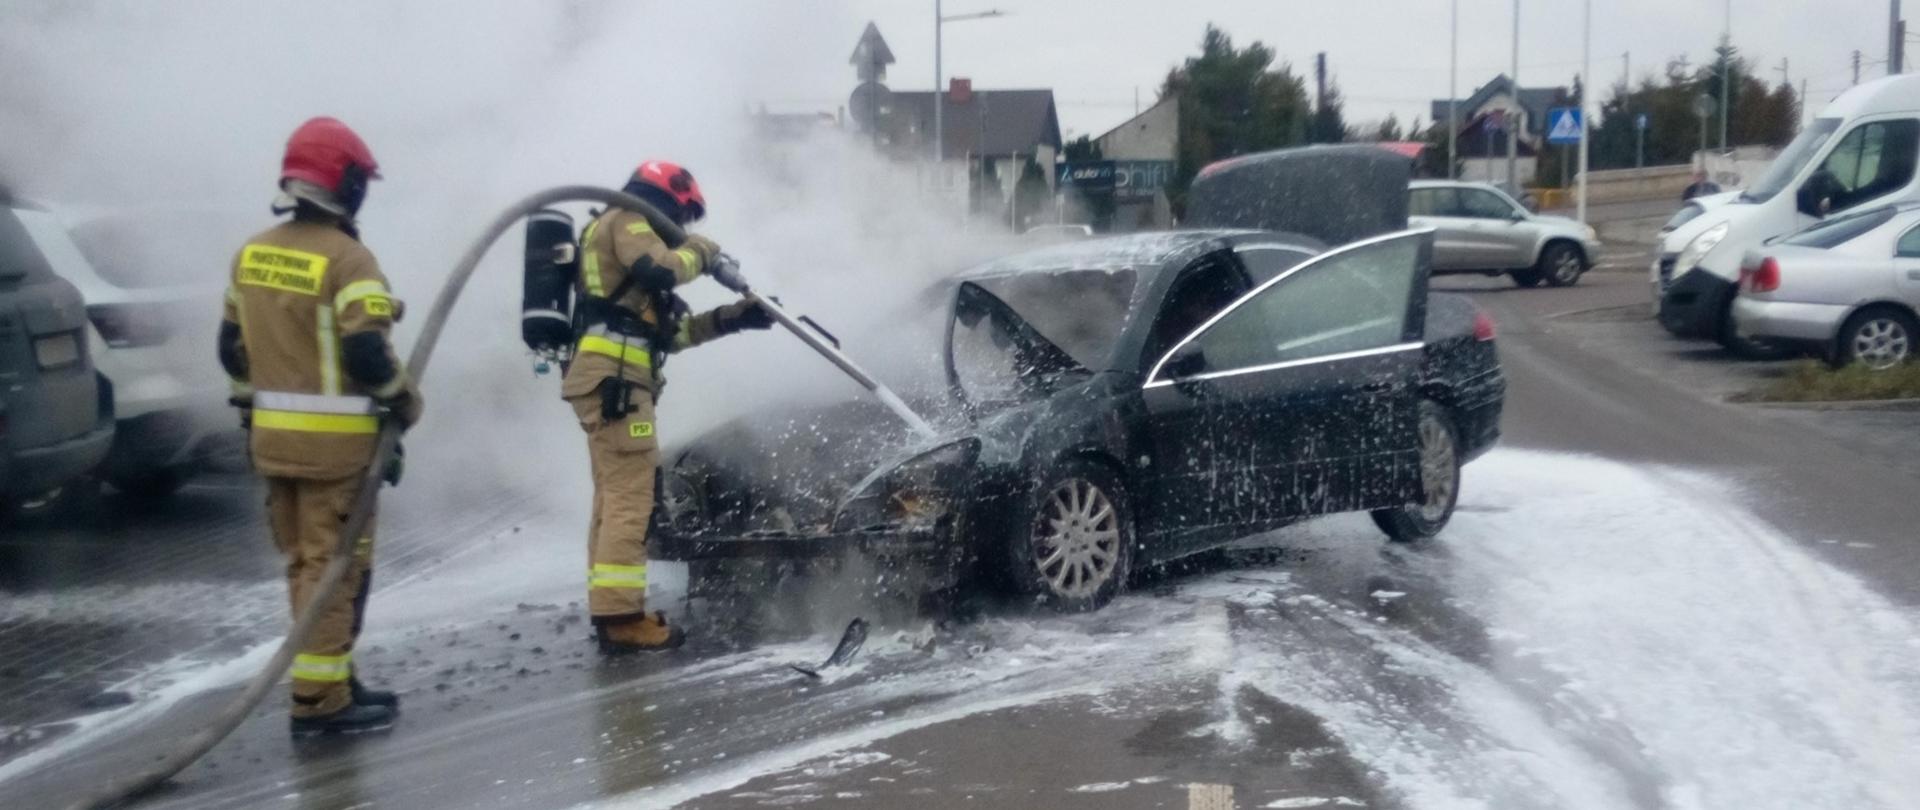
1549, 250, 1582, 285
1849, 316, 1912, 370
1371, 400, 1461, 543
1032, 478, 1122, 600
1416, 410, 1459, 524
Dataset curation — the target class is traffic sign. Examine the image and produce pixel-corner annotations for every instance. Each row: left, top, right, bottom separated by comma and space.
1635, 112, 1649, 131
1546, 107, 1584, 144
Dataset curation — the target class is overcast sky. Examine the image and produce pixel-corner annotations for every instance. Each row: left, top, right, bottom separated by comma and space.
762, 0, 1898, 139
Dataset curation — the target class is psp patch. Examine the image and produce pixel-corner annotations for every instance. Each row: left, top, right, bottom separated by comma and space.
628, 421, 655, 439
238, 244, 329, 296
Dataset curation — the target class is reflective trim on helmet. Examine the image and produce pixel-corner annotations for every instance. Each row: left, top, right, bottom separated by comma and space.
576, 335, 655, 368
290, 652, 353, 683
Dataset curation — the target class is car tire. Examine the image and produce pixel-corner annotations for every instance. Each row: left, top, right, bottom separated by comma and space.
1006, 459, 1134, 612
1508, 267, 1544, 287
1538, 242, 1585, 287
1833, 306, 1917, 370
107, 466, 188, 499
1371, 401, 1461, 543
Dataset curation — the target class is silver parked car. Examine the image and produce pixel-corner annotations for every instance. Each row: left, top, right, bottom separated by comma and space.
1733, 203, 1920, 369
1409, 180, 1603, 287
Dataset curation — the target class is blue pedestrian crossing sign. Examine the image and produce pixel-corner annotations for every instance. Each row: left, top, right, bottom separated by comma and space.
1546, 107, 1584, 144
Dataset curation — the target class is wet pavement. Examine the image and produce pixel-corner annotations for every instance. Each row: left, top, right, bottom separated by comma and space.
5, 228, 1920, 808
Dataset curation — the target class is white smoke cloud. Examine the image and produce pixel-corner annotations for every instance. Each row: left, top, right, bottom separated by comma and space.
0, 0, 1025, 521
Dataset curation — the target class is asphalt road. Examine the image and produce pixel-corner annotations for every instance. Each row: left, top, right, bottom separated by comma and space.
4, 254, 1919, 808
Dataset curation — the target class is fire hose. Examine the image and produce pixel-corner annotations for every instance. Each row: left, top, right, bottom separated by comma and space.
66, 185, 931, 809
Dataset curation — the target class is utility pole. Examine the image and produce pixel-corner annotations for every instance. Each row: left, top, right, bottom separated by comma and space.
1855, 49, 1863, 84
1719, 0, 1731, 152
1775, 57, 1789, 88
1315, 52, 1328, 109
1800, 78, 1809, 130
1449, 0, 1459, 179
1623, 50, 1633, 167
1894, 0, 1904, 76
1508, 0, 1519, 190
1578, 0, 1590, 224
934, 0, 943, 163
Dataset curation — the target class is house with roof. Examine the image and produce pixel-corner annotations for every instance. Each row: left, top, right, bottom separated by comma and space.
1430, 74, 1569, 186
846, 23, 1064, 225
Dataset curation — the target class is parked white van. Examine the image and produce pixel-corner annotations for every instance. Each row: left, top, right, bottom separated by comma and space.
1654, 73, 1920, 354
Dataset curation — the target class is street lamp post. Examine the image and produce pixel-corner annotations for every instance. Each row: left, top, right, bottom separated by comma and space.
1578, 0, 1590, 224
1508, 0, 1519, 190
933, 2, 1005, 164
1720, 0, 1731, 152
1448, 0, 1458, 179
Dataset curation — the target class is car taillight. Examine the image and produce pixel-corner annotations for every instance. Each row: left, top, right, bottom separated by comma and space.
1472, 310, 1497, 341
1740, 257, 1782, 293
86, 303, 173, 348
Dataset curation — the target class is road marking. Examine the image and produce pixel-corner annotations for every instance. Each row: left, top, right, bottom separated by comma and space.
1189, 782, 1236, 810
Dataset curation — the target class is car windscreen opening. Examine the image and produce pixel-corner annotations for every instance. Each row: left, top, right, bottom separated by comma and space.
964, 268, 1137, 369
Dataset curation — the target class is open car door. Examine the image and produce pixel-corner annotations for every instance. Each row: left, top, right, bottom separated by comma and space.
1144, 229, 1433, 529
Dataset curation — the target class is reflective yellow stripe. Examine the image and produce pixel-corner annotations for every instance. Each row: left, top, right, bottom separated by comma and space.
253, 409, 380, 434
625, 221, 654, 235
576, 335, 655, 368
290, 653, 351, 683
589, 563, 647, 589
582, 221, 604, 296
316, 306, 340, 396
674, 248, 703, 278
334, 280, 392, 314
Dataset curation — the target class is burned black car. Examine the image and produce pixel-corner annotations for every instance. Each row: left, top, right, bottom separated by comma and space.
654, 147, 1504, 610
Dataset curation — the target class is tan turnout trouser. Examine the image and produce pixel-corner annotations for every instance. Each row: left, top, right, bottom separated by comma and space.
568, 385, 660, 620
267, 474, 376, 718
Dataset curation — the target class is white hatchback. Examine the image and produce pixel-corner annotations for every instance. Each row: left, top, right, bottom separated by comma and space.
1733, 204, 1920, 369
17, 206, 233, 495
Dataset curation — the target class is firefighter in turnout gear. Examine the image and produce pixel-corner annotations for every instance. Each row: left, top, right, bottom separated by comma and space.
218, 117, 422, 737
564, 161, 772, 654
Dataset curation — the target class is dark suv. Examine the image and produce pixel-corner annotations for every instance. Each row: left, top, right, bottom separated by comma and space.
1, 198, 115, 512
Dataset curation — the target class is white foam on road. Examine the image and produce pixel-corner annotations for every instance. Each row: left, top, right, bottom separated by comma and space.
1217, 450, 1920, 809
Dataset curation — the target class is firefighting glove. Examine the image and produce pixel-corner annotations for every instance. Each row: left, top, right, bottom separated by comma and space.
383, 442, 405, 487
629, 257, 678, 293
715, 300, 775, 335
379, 387, 424, 431
229, 395, 253, 431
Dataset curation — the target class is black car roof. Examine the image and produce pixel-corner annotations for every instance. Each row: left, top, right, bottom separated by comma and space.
959, 229, 1266, 284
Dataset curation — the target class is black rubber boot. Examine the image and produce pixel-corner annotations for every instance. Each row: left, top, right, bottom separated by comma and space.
350, 677, 399, 711
290, 702, 397, 739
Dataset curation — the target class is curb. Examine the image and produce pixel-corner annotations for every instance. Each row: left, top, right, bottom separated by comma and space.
1738, 398, 1920, 412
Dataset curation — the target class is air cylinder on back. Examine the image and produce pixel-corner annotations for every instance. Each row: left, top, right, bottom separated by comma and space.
522, 209, 577, 362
